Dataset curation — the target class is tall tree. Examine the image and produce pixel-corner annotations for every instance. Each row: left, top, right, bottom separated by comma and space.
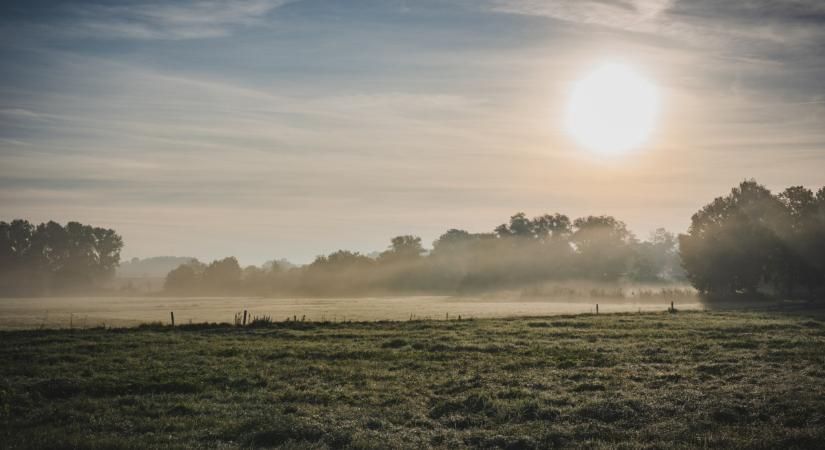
0, 219, 122, 295
680, 180, 787, 295
777, 186, 816, 295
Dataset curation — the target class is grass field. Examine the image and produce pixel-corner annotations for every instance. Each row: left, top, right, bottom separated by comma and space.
0, 289, 701, 330
2, 309, 825, 449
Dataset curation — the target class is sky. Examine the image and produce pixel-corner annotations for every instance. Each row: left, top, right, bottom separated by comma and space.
1, 0, 824, 265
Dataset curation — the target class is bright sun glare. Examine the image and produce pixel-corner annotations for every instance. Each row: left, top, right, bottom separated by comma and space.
566, 63, 659, 156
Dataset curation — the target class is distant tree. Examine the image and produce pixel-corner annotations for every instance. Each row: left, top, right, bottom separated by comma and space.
432, 229, 473, 253
301, 250, 377, 294
631, 228, 680, 281
495, 212, 571, 241
242, 265, 267, 283
310, 250, 374, 271
164, 264, 200, 293
532, 213, 572, 241
495, 213, 533, 238
379, 235, 425, 262
202, 257, 242, 292
263, 258, 294, 271
571, 216, 635, 281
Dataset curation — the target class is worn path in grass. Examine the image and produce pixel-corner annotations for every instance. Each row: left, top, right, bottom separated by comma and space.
2, 309, 825, 449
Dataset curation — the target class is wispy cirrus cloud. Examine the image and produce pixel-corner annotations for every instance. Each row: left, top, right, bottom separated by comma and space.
485, 0, 675, 30
483, 0, 825, 51
59, 0, 293, 40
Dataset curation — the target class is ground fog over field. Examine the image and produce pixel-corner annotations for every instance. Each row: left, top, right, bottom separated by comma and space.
0, 288, 700, 330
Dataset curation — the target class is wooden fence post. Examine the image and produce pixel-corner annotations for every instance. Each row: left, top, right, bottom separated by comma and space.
596, 304, 599, 315
170, 311, 175, 327
243, 310, 248, 326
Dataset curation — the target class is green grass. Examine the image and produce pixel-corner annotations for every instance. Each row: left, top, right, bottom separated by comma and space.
2, 310, 825, 449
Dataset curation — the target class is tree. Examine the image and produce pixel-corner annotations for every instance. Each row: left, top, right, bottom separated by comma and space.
0, 220, 35, 268
431, 228, 480, 259
56, 222, 98, 287
379, 235, 424, 263
777, 186, 825, 295
0, 220, 39, 294
0, 219, 122, 296
309, 250, 374, 271
302, 250, 377, 294
494, 212, 571, 241
92, 227, 123, 280
495, 213, 533, 238
631, 228, 680, 281
570, 216, 635, 281
432, 229, 474, 255
164, 264, 200, 293
532, 213, 572, 241
679, 180, 787, 296
202, 257, 242, 292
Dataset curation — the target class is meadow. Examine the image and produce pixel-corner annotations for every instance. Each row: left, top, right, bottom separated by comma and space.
2, 308, 825, 449
0, 285, 700, 330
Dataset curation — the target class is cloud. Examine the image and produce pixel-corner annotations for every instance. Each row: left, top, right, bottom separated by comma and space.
483, 0, 825, 52
0, 109, 44, 119
62, 0, 293, 40
485, 0, 675, 30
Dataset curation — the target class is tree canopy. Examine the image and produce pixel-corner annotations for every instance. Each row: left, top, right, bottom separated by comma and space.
0, 220, 123, 295
680, 180, 825, 297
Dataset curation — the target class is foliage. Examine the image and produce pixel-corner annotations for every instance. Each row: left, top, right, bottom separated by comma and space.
680, 180, 825, 297
0, 220, 123, 296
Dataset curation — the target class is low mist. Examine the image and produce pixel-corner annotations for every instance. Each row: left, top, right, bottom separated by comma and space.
160, 213, 684, 298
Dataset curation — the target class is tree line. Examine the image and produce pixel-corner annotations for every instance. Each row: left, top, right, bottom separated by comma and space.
163, 180, 825, 299
0, 220, 123, 296
163, 214, 683, 296
3, 180, 823, 299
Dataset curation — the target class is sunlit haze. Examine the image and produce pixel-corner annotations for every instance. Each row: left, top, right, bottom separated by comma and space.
2, 0, 825, 264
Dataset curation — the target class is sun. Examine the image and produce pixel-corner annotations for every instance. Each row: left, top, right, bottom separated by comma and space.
566, 63, 659, 156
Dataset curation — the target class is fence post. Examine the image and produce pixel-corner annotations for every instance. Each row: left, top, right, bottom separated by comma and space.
596, 304, 599, 315
243, 310, 248, 326
170, 311, 175, 327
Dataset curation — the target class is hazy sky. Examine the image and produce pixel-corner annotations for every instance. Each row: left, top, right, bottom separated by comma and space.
1, 0, 824, 265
